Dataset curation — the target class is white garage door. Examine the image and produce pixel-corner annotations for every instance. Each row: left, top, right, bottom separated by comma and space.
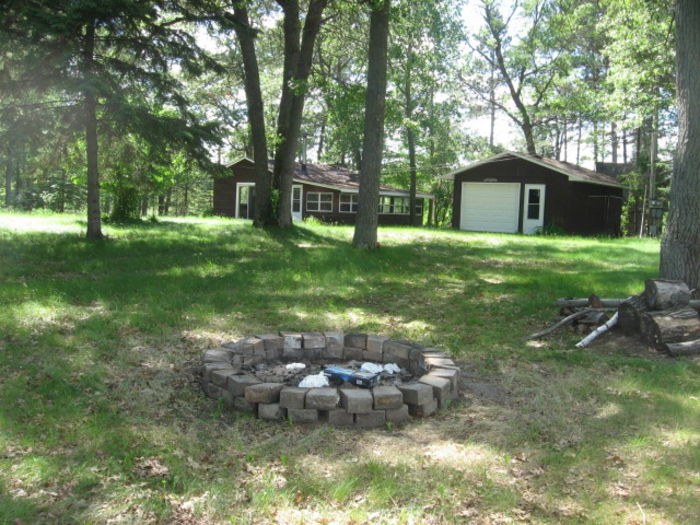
460, 182, 520, 233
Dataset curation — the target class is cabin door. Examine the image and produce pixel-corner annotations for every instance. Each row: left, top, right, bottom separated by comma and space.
522, 184, 545, 234
236, 183, 255, 219
291, 185, 303, 221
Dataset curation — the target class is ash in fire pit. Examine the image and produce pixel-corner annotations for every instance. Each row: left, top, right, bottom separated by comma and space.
200, 331, 460, 428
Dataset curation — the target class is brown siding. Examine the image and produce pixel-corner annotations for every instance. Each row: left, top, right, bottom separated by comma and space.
213, 164, 257, 218
213, 162, 423, 225
452, 157, 623, 235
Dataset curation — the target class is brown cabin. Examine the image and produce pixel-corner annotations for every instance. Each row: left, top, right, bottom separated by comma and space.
214, 158, 434, 225
447, 151, 624, 236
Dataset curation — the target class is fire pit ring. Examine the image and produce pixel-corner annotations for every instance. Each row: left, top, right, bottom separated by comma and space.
200, 331, 460, 428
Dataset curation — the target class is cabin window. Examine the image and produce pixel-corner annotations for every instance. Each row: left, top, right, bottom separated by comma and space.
339, 193, 358, 213
378, 196, 420, 215
306, 192, 333, 212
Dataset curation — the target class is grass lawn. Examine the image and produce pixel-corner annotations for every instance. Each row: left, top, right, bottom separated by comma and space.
0, 212, 698, 524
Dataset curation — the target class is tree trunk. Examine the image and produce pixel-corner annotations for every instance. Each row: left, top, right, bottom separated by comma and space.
233, 4, 273, 227
273, 0, 328, 228
576, 118, 582, 165
623, 128, 628, 164
407, 126, 417, 225
611, 122, 618, 163
317, 114, 327, 160
4, 147, 13, 207
141, 196, 149, 216
83, 20, 103, 240
164, 187, 172, 215
660, 0, 700, 293
158, 194, 165, 215
353, 0, 390, 249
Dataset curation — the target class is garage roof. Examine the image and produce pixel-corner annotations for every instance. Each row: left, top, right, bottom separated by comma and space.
443, 151, 624, 189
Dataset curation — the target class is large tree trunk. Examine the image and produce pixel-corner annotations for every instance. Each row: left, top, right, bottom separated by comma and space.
353, 0, 390, 249
273, 0, 328, 228
4, 147, 13, 207
83, 20, 103, 240
660, 0, 700, 293
233, 4, 273, 227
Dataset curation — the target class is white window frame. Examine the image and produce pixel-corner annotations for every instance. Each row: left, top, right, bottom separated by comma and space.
378, 196, 411, 215
306, 191, 333, 212
339, 193, 358, 213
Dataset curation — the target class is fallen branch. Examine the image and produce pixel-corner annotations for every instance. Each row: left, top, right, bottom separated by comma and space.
575, 312, 619, 348
526, 309, 593, 340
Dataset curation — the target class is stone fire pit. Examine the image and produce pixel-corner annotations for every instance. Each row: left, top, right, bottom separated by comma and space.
199, 332, 460, 428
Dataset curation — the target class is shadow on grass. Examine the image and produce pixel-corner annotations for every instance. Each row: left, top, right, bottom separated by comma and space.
1, 219, 697, 523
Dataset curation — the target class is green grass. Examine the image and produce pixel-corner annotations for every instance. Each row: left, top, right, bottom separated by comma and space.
0, 212, 698, 524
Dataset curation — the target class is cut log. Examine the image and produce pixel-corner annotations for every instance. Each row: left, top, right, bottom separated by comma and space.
665, 339, 700, 357
557, 297, 700, 310
639, 306, 700, 351
618, 294, 647, 336
643, 279, 691, 310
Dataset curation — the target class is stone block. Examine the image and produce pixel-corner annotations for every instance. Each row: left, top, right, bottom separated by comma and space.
203, 349, 232, 363
282, 346, 303, 360
242, 355, 264, 366
409, 346, 429, 373
233, 396, 256, 414
321, 343, 344, 360
364, 334, 387, 361
305, 387, 340, 410
302, 347, 322, 361
419, 374, 453, 407
408, 397, 438, 417
355, 410, 386, 428
385, 404, 410, 424
265, 348, 282, 361
397, 383, 434, 406
221, 341, 242, 351
258, 403, 287, 421
280, 331, 302, 349
226, 374, 261, 397
210, 368, 237, 388
424, 356, 459, 371
240, 337, 265, 357
279, 387, 309, 409
344, 333, 367, 349
203, 382, 224, 399
245, 383, 284, 404
340, 387, 373, 414
343, 346, 364, 361
372, 385, 404, 410
383, 340, 412, 368
221, 389, 235, 408
201, 362, 234, 382
287, 408, 319, 423
303, 332, 325, 349
323, 409, 355, 426
431, 367, 459, 392
256, 334, 283, 352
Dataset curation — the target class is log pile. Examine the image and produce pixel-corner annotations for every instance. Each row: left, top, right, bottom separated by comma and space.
532, 279, 700, 356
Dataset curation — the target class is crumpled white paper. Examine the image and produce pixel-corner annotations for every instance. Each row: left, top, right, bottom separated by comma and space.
360, 362, 383, 374
298, 372, 330, 388
383, 363, 401, 374
285, 362, 306, 371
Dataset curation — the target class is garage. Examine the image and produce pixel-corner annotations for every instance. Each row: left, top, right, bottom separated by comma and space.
460, 182, 520, 233
448, 152, 624, 236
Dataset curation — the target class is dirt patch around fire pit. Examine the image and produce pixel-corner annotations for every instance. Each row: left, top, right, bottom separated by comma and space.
200, 331, 461, 428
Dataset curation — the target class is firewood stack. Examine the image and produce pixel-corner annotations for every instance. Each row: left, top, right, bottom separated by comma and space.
619, 279, 700, 356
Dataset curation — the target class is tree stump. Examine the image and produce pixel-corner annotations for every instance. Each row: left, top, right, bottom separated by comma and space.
639, 306, 700, 352
643, 279, 691, 310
